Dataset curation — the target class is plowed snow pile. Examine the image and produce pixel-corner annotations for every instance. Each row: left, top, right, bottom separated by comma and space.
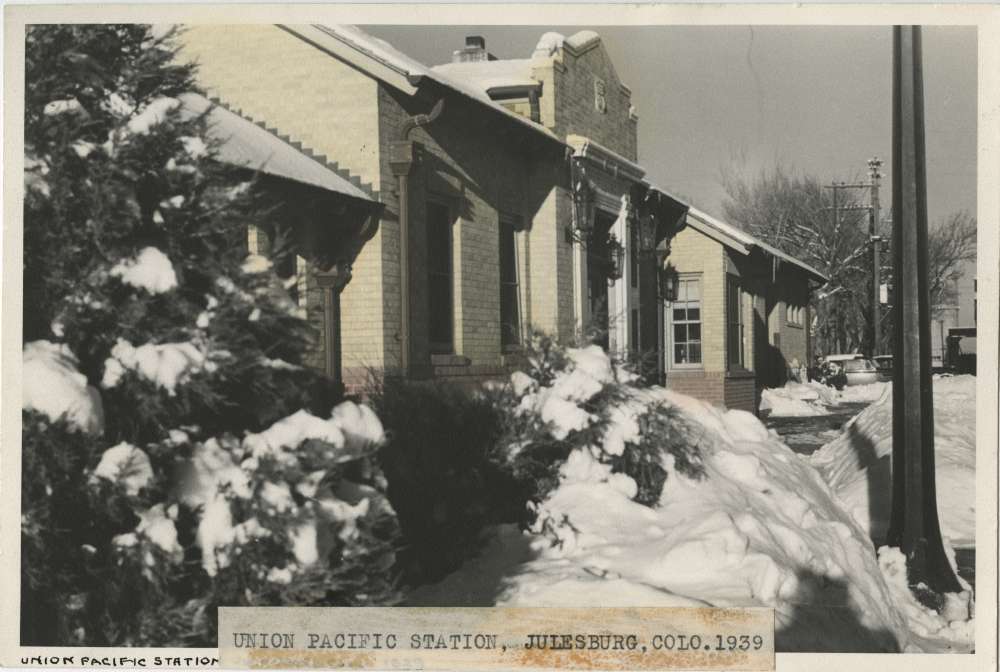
761, 380, 887, 417
408, 349, 973, 652
809, 375, 976, 547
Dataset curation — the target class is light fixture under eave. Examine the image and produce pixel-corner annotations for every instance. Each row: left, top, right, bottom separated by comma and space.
658, 261, 679, 302
567, 159, 596, 244
607, 233, 625, 282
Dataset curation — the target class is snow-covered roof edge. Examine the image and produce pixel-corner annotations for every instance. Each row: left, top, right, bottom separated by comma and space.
278, 24, 567, 150
685, 206, 829, 284
567, 134, 645, 183
179, 93, 377, 204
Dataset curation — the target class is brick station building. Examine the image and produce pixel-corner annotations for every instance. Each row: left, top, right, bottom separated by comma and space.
181, 26, 688, 388
180, 25, 824, 412
662, 207, 827, 411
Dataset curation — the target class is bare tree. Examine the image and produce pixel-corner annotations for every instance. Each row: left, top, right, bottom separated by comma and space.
927, 210, 977, 306
721, 163, 873, 354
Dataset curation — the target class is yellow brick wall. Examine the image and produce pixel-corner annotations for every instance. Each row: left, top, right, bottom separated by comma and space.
775, 265, 811, 369
531, 38, 638, 162
376, 87, 572, 377
663, 226, 726, 373
179, 25, 387, 382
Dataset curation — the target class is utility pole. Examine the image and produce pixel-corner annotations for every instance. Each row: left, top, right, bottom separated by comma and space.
825, 163, 884, 357
868, 157, 883, 356
887, 25, 963, 601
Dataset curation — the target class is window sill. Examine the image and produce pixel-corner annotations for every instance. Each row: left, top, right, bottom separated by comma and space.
666, 367, 706, 377
786, 322, 804, 330
431, 353, 470, 367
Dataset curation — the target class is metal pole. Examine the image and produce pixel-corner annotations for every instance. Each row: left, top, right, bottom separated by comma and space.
887, 25, 962, 597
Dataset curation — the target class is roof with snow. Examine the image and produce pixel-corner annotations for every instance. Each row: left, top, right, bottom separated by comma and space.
277, 25, 566, 149
683, 205, 828, 284
179, 93, 375, 203
431, 59, 538, 96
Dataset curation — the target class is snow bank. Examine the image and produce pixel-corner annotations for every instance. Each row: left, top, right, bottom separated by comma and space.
497, 397, 911, 651
760, 382, 831, 417
109, 246, 178, 294
838, 382, 889, 404
23, 340, 104, 434
878, 547, 974, 651
761, 380, 887, 418
414, 347, 970, 651
810, 375, 975, 546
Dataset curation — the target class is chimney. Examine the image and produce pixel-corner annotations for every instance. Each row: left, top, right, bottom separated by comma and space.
452, 35, 494, 63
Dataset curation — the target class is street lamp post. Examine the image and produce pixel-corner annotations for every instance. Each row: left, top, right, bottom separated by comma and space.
887, 25, 963, 601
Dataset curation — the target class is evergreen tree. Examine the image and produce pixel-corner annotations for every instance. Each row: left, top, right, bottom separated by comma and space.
22, 25, 398, 646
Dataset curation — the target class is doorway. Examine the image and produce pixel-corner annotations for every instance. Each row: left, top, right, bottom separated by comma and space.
587, 210, 617, 350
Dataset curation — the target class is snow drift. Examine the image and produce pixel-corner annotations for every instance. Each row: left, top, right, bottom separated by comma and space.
410, 346, 972, 652
760, 380, 887, 418
810, 375, 976, 547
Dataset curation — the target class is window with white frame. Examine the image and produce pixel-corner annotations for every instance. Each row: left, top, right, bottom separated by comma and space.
671, 276, 702, 366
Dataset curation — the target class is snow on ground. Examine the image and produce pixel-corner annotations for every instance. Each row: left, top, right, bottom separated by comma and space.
408, 348, 973, 652
760, 382, 831, 417
838, 381, 890, 404
877, 546, 974, 651
22, 340, 104, 434
810, 375, 976, 547
761, 380, 887, 417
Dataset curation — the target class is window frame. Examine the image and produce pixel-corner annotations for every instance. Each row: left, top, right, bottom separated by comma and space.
425, 199, 455, 355
668, 274, 704, 370
499, 212, 522, 350
726, 274, 746, 370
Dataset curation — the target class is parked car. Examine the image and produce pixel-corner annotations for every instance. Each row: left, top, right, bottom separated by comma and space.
946, 327, 976, 375
873, 355, 893, 382
822, 354, 879, 387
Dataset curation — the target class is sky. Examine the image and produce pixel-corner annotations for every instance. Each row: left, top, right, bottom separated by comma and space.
365, 25, 977, 226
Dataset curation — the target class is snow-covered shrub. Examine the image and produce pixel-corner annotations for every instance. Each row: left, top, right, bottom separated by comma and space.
495, 334, 706, 508
372, 334, 707, 590
21, 25, 397, 646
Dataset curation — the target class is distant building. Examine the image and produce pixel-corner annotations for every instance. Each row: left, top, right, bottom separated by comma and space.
931, 259, 976, 368
661, 208, 828, 413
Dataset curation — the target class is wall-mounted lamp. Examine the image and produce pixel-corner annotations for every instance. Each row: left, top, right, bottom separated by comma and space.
566, 160, 596, 245
636, 214, 659, 259
658, 261, 679, 301
607, 233, 625, 282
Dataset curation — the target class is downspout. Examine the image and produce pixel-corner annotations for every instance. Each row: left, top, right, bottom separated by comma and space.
388, 98, 445, 378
